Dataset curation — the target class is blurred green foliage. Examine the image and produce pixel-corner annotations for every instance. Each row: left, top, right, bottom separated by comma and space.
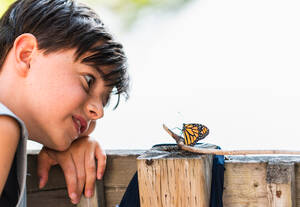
1, 0, 193, 27
0, 0, 15, 17
93, 0, 192, 11
85, 0, 194, 28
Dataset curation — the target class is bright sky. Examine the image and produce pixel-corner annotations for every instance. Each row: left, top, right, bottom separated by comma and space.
28, 0, 300, 151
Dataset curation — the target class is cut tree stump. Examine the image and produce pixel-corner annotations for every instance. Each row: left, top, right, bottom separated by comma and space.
137, 144, 217, 207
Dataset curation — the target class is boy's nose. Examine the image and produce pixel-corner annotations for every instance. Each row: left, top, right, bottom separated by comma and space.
86, 102, 104, 120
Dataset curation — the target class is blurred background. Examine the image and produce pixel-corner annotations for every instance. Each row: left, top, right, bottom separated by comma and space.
2, 0, 300, 150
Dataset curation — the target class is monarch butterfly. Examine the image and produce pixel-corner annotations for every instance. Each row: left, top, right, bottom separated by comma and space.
182, 123, 209, 146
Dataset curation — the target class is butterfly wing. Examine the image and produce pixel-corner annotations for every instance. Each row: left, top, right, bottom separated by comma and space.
183, 123, 209, 146
183, 124, 199, 145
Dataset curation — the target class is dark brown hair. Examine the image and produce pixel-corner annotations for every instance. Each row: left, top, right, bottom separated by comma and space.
0, 0, 129, 107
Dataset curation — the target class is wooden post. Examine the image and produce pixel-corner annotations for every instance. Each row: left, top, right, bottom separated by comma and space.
77, 187, 98, 207
77, 179, 106, 207
137, 144, 216, 207
266, 162, 296, 207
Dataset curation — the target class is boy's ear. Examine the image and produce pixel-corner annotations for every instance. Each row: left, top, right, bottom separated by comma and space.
13, 33, 38, 77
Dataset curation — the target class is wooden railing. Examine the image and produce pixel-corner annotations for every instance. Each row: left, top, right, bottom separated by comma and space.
27, 150, 144, 207
27, 150, 300, 207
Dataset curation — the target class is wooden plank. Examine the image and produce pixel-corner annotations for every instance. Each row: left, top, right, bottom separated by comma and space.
77, 187, 98, 207
266, 162, 295, 207
27, 154, 66, 192
295, 163, 300, 207
103, 154, 140, 207
27, 150, 144, 191
27, 188, 75, 207
105, 187, 128, 207
104, 155, 139, 187
77, 179, 106, 207
223, 156, 300, 207
27, 154, 107, 206
26, 151, 142, 207
223, 162, 269, 207
26, 151, 300, 207
96, 179, 106, 207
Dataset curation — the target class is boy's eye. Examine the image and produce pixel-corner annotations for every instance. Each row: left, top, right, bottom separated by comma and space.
84, 74, 95, 89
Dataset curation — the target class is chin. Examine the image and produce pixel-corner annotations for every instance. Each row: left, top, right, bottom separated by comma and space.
55, 144, 70, 151
52, 139, 72, 151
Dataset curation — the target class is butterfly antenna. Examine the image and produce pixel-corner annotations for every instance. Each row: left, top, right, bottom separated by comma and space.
163, 124, 184, 145
169, 127, 182, 136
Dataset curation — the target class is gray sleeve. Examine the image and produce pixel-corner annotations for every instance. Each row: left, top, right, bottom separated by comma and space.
0, 102, 28, 207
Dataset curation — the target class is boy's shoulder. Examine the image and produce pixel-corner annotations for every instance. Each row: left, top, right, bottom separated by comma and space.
0, 102, 28, 139
0, 115, 20, 136
0, 103, 22, 128
0, 103, 22, 145
0, 103, 15, 116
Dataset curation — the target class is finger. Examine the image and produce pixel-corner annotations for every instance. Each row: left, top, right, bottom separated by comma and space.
59, 156, 79, 204
95, 145, 106, 180
37, 150, 51, 188
37, 148, 56, 189
72, 151, 86, 198
84, 148, 97, 198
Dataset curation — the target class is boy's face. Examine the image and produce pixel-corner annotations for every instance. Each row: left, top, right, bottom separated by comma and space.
22, 49, 111, 150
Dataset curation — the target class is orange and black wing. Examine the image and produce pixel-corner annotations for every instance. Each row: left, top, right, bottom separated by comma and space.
182, 123, 209, 146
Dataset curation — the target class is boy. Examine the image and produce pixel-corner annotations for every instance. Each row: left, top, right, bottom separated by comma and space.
0, 0, 129, 206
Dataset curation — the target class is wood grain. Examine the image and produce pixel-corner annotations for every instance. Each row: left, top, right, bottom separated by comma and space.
78, 187, 99, 207
137, 146, 214, 207
28, 188, 75, 207
266, 162, 295, 207
26, 151, 300, 207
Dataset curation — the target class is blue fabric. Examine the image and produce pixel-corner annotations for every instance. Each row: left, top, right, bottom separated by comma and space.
0, 155, 19, 206
118, 172, 140, 207
119, 144, 224, 207
209, 146, 224, 207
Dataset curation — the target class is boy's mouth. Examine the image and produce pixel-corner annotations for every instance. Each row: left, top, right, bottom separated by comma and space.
72, 115, 87, 135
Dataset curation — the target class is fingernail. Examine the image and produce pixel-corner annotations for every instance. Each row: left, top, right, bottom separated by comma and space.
86, 190, 93, 198
98, 173, 102, 180
70, 192, 77, 200
71, 199, 77, 205
38, 178, 43, 189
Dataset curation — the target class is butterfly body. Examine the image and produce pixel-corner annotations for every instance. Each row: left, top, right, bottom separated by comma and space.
182, 123, 209, 146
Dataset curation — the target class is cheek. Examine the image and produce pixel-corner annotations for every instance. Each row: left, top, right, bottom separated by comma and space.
45, 83, 87, 117
28, 72, 86, 119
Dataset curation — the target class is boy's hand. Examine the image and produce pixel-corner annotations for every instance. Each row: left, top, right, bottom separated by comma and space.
37, 121, 106, 204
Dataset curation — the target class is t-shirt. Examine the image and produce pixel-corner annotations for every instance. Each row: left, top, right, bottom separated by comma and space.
0, 102, 28, 207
